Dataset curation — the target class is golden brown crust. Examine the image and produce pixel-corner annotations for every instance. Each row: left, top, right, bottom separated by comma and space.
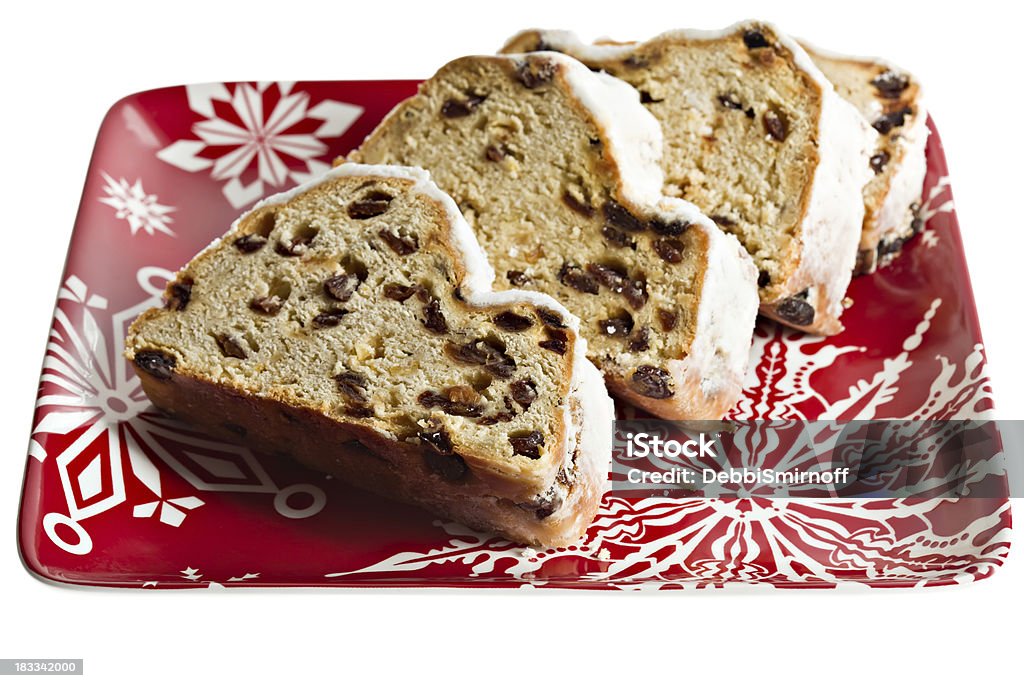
133, 363, 600, 546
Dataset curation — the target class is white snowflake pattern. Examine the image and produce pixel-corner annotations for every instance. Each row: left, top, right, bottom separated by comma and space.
156, 82, 363, 208
98, 172, 175, 236
32, 270, 327, 555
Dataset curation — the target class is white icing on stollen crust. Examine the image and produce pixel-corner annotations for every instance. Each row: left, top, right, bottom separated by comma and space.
877, 102, 928, 244
659, 199, 759, 412
795, 40, 930, 256
546, 53, 666, 208
792, 72, 874, 327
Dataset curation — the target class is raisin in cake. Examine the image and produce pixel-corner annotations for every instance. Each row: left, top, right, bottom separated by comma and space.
348, 53, 759, 420
801, 44, 929, 274
501, 22, 874, 335
125, 163, 613, 547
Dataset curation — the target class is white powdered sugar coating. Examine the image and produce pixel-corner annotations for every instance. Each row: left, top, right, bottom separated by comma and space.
561, 356, 614, 516
217, 162, 608, 494
876, 102, 928, 244
543, 52, 666, 207
660, 199, 759, 406
793, 84, 873, 324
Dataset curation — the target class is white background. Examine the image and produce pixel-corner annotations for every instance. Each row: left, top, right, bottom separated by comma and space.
2, 1, 1022, 685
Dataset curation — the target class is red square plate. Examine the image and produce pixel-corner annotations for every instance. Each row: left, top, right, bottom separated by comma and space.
18, 81, 1011, 589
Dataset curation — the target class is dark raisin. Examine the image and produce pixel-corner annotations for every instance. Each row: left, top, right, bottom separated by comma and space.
654, 237, 684, 264
515, 59, 557, 88
539, 327, 568, 355
540, 339, 567, 355
323, 272, 360, 302
910, 204, 924, 235
599, 312, 634, 337
657, 309, 677, 332
536, 308, 566, 329
250, 295, 283, 315
602, 225, 636, 249
493, 311, 534, 332
718, 94, 744, 110
378, 228, 418, 255
558, 262, 599, 295
602, 200, 645, 233
312, 308, 349, 328
743, 30, 771, 49
629, 326, 651, 352
872, 107, 912, 134
775, 295, 815, 327
507, 270, 530, 286
562, 189, 595, 217
510, 431, 544, 459
877, 236, 905, 258
476, 412, 515, 426
586, 262, 628, 291
518, 487, 564, 519
445, 340, 515, 378
233, 234, 267, 253
510, 379, 538, 409
167, 280, 192, 311
623, 277, 648, 310
417, 390, 483, 417
710, 214, 736, 227
763, 110, 788, 141
335, 371, 368, 403
744, 107, 755, 119
422, 299, 448, 334
441, 94, 485, 118
134, 350, 176, 380
347, 191, 392, 219
418, 427, 453, 454
344, 404, 374, 418
639, 90, 663, 104
444, 339, 491, 365
424, 452, 468, 481
485, 143, 508, 162
758, 270, 771, 288
214, 333, 247, 359
630, 365, 674, 399
870, 151, 891, 174
383, 283, 417, 302
871, 70, 910, 99
650, 218, 688, 236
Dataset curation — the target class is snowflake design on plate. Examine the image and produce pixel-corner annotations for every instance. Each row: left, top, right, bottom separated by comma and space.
156, 82, 363, 208
98, 172, 175, 236
31, 271, 327, 556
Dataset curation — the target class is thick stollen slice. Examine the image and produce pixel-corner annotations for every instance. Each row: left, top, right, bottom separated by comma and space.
349, 53, 758, 420
502, 21, 874, 335
125, 163, 613, 547
801, 43, 929, 274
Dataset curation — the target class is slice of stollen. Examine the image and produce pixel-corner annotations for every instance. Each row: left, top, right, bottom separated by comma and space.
800, 42, 929, 274
125, 163, 613, 547
502, 21, 874, 335
349, 53, 759, 420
